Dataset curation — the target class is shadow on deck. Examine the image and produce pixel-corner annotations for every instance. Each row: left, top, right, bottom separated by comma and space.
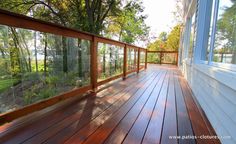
0, 65, 220, 144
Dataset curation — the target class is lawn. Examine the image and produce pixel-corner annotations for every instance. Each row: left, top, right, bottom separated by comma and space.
0, 79, 19, 93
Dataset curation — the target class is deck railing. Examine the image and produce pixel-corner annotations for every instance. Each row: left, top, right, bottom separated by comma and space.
147, 50, 178, 65
0, 10, 178, 124
0, 9, 148, 124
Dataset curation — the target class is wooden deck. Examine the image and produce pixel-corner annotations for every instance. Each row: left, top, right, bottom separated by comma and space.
0, 65, 220, 144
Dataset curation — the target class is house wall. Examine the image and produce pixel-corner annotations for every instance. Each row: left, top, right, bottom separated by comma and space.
182, 61, 236, 144
180, 0, 236, 143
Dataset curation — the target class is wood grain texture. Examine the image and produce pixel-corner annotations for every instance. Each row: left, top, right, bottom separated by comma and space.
0, 65, 220, 144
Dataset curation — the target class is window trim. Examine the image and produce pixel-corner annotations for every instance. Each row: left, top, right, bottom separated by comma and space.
199, 0, 236, 72
194, 0, 213, 63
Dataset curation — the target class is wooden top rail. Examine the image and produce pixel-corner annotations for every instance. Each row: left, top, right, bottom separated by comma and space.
147, 50, 178, 53
0, 9, 146, 50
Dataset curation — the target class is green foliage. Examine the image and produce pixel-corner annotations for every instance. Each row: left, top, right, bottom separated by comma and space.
0, 78, 19, 92
166, 25, 182, 51
216, 0, 236, 63
23, 84, 57, 105
0, 0, 122, 35
147, 25, 182, 51
0, 0, 149, 113
105, 0, 149, 44
38, 87, 57, 99
147, 53, 160, 63
23, 85, 37, 104
22, 72, 39, 81
0, 58, 11, 76
147, 25, 182, 63
64, 72, 79, 86
45, 75, 61, 86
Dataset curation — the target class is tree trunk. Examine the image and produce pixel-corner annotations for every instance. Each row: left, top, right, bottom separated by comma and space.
78, 38, 82, 78
10, 28, 21, 76
134, 50, 136, 68
44, 34, 48, 77
0, 47, 5, 58
109, 47, 112, 76
103, 47, 106, 75
62, 37, 68, 73
34, 31, 38, 72
20, 32, 32, 72
231, 17, 236, 64
114, 49, 118, 71
118, 29, 123, 41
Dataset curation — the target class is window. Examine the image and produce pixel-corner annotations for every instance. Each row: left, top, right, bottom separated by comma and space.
211, 0, 236, 64
188, 13, 197, 59
206, 0, 217, 61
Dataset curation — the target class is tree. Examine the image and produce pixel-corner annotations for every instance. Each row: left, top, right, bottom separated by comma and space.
166, 24, 182, 51
147, 32, 167, 51
217, 0, 236, 63
147, 24, 181, 63
147, 32, 167, 63
105, 0, 149, 44
172, 0, 183, 24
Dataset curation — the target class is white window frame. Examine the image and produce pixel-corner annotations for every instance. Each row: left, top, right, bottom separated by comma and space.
182, 0, 197, 65
200, 0, 236, 72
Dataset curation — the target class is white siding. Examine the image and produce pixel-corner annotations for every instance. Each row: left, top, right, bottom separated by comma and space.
181, 62, 236, 144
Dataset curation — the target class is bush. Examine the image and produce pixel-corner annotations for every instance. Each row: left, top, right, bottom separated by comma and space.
45, 75, 61, 86
22, 72, 40, 81
38, 86, 57, 99
23, 85, 37, 105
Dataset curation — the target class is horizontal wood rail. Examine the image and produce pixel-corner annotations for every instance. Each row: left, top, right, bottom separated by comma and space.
97, 74, 123, 86
0, 9, 148, 124
147, 50, 178, 53
0, 85, 92, 125
147, 50, 178, 65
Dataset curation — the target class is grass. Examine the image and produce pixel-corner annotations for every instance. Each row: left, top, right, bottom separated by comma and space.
0, 78, 19, 93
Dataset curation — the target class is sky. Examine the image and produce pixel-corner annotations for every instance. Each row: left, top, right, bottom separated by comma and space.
143, 0, 177, 40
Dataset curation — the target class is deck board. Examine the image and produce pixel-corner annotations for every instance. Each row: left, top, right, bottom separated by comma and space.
64, 69, 161, 144
105, 71, 166, 144
0, 65, 221, 144
174, 71, 196, 144
23, 72, 154, 144
160, 71, 178, 144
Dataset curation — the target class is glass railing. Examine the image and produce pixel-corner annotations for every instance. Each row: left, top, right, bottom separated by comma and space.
147, 51, 178, 65
0, 9, 147, 123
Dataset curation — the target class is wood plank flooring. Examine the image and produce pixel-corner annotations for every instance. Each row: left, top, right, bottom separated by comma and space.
0, 65, 221, 144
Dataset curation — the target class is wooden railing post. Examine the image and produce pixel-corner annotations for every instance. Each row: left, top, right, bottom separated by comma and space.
123, 45, 127, 80
90, 36, 98, 92
145, 49, 148, 69
137, 48, 140, 73
176, 52, 179, 66
160, 51, 163, 65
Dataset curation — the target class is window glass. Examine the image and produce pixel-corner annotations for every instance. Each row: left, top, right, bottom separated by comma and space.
213, 0, 236, 64
188, 13, 196, 59
206, 0, 216, 61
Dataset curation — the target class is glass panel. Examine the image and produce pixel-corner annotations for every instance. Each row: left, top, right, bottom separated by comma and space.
0, 25, 90, 113
97, 43, 123, 81
162, 53, 178, 64
147, 53, 160, 63
140, 50, 145, 68
127, 48, 138, 71
213, 0, 236, 64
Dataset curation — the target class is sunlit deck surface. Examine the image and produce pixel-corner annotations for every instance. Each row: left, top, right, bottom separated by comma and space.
0, 65, 220, 144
